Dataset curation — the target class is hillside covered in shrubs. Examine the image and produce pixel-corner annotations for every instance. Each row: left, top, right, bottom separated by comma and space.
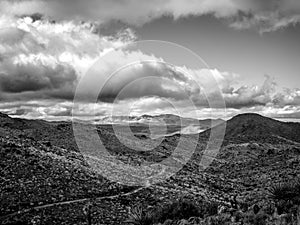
0, 113, 300, 224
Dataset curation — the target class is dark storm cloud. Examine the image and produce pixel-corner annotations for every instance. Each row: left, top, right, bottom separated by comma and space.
98, 63, 194, 103
0, 63, 76, 93
0, 60, 77, 99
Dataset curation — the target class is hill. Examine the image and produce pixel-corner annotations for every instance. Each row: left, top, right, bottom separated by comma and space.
202, 113, 300, 144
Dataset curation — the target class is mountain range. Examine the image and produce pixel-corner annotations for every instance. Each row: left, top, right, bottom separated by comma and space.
97, 114, 224, 127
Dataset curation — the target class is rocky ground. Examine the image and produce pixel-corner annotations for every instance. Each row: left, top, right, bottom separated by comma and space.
0, 112, 300, 224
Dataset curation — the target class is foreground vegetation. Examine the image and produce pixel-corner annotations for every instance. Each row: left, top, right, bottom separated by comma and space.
127, 180, 300, 225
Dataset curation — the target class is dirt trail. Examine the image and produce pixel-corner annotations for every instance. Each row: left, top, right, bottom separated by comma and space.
0, 186, 145, 221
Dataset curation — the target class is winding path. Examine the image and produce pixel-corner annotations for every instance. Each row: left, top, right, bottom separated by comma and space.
0, 186, 145, 221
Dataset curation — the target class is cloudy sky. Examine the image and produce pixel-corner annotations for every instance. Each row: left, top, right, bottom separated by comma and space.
0, 0, 300, 121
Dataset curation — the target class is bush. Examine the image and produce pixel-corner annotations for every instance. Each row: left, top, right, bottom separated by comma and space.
244, 211, 269, 225
268, 180, 300, 216
126, 205, 155, 225
200, 201, 219, 217
268, 181, 300, 203
126, 199, 221, 225
156, 198, 202, 222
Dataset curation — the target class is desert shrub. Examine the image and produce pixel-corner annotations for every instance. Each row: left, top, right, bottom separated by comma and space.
156, 198, 202, 222
126, 205, 155, 225
127, 199, 221, 225
244, 211, 269, 225
200, 201, 219, 217
253, 204, 260, 214
276, 200, 295, 215
268, 182, 300, 202
262, 202, 276, 215
206, 214, 232, 225
268, 180, 300, 214
294, 180, 300, 202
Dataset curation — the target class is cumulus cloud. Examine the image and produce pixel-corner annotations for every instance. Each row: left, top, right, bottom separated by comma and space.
0, 14, 136, 101
273, 88, 300, 106
1, 0, 300, 32
2, 74, 300, 120
1, 40, 299, 119
229, 11, 300, 33
0, 0, 243, 25
0, 1, 299, 120
222, 75, 277, 108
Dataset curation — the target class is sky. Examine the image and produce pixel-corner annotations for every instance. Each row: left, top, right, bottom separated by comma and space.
0, 0, 300, 121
